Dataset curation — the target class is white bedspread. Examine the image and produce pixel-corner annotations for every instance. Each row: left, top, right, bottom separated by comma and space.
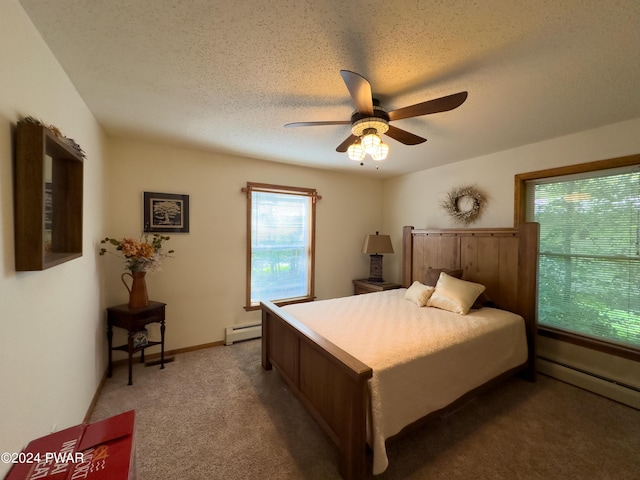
282, 289, 528, 475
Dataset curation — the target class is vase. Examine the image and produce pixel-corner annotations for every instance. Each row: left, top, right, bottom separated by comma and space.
121, 271, 149, 308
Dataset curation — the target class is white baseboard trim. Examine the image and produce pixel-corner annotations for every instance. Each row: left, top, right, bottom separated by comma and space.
538, 357, 640, 410
224, 322, 262, 346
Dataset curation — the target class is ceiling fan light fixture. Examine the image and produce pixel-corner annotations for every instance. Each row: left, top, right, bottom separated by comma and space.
371, 142, 389, 161
347, 140, 366, 161
285, 71, 467, 166
361, 129, 381, 154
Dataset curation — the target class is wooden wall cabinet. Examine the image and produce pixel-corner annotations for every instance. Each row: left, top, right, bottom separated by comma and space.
14, 121, 83, 270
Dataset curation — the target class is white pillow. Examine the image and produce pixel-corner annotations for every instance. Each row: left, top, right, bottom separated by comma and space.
426, 272, 486, 314
404, 281, 435, 307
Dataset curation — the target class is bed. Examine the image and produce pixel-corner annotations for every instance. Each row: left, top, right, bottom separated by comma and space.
261, 223, 539, 479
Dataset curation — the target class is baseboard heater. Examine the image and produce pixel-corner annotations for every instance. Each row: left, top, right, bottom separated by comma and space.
538, 357, 640, 410
225, 322, 262, 345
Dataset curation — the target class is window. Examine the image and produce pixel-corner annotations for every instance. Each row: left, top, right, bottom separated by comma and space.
516, 155, 640, 355
243, 182, 320, 310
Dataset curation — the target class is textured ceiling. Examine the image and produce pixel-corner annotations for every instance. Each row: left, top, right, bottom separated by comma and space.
19, 0, 640, 178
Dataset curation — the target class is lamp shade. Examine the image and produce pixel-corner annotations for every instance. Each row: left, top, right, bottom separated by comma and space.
362, 233, 394, 254
361, 132, 382, 154
371, 142, 389, 161
347, 141, 365, 161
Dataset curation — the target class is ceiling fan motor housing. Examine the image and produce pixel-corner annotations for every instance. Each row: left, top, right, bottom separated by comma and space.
350, 105, 389, 137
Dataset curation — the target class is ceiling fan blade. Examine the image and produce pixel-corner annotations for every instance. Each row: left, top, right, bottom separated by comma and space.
285, 121, 350, 127
388, 91, 468, 121
340, 70, 374, 115
384, 125, 427, 145
336, 134, 358, 152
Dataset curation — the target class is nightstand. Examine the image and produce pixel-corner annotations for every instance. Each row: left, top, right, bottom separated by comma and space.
106, 301, 167, 385
353, 279, 402, 295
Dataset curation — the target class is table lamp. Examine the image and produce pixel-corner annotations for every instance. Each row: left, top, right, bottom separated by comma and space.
362, 232, 394, 282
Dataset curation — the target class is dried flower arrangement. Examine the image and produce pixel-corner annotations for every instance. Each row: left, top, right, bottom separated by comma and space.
100, 234, 174, 273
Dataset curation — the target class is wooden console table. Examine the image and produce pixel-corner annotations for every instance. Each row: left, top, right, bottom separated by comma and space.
106, 301, 166, 385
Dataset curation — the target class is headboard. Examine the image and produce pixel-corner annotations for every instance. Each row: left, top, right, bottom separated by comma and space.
402, 223, 540, 378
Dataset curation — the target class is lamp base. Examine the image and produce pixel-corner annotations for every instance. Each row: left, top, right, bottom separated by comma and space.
368, 254, 385, 283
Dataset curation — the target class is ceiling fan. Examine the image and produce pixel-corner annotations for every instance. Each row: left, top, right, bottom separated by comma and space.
285, 70, 468, 162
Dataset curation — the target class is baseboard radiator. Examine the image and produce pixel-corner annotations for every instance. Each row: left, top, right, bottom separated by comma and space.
225, 322, 262, 346
538, 357, 640, 410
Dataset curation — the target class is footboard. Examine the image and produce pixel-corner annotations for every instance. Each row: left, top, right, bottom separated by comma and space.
261, 300, 373, 480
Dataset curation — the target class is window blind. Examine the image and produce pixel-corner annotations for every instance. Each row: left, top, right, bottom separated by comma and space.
526, 165, 640, 349
250, 190, 311, 305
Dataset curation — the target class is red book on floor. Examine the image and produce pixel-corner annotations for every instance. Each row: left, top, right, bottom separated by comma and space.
4, 411, 136, 480
4, 424, 85, 480
69, 410, 136, 480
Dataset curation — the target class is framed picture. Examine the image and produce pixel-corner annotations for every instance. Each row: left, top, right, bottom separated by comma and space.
143, 192, 190, 233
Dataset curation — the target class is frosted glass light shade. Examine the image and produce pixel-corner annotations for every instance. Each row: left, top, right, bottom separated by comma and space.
347, 142, 365, 161
362, 132, 381, 154
371, 142, 389, 160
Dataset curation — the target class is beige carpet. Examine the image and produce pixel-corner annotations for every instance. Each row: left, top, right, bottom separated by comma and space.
91, 340, 640, 479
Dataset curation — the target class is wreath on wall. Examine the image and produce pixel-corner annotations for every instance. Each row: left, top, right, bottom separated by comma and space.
440, 185, 486, 225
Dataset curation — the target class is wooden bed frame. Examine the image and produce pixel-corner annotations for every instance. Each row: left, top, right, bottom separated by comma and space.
261, 223, 539, 479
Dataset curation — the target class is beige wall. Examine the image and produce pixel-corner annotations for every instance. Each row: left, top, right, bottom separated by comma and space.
382, 118, 640, 281
104, 137, 383, 351
382, 117, 640, 394
0, 1, 107, 474
2, 1, 639, 471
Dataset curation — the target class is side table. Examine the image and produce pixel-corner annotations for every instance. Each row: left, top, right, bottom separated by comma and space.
106, 301, 167, 385
352, 279, 402, 295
